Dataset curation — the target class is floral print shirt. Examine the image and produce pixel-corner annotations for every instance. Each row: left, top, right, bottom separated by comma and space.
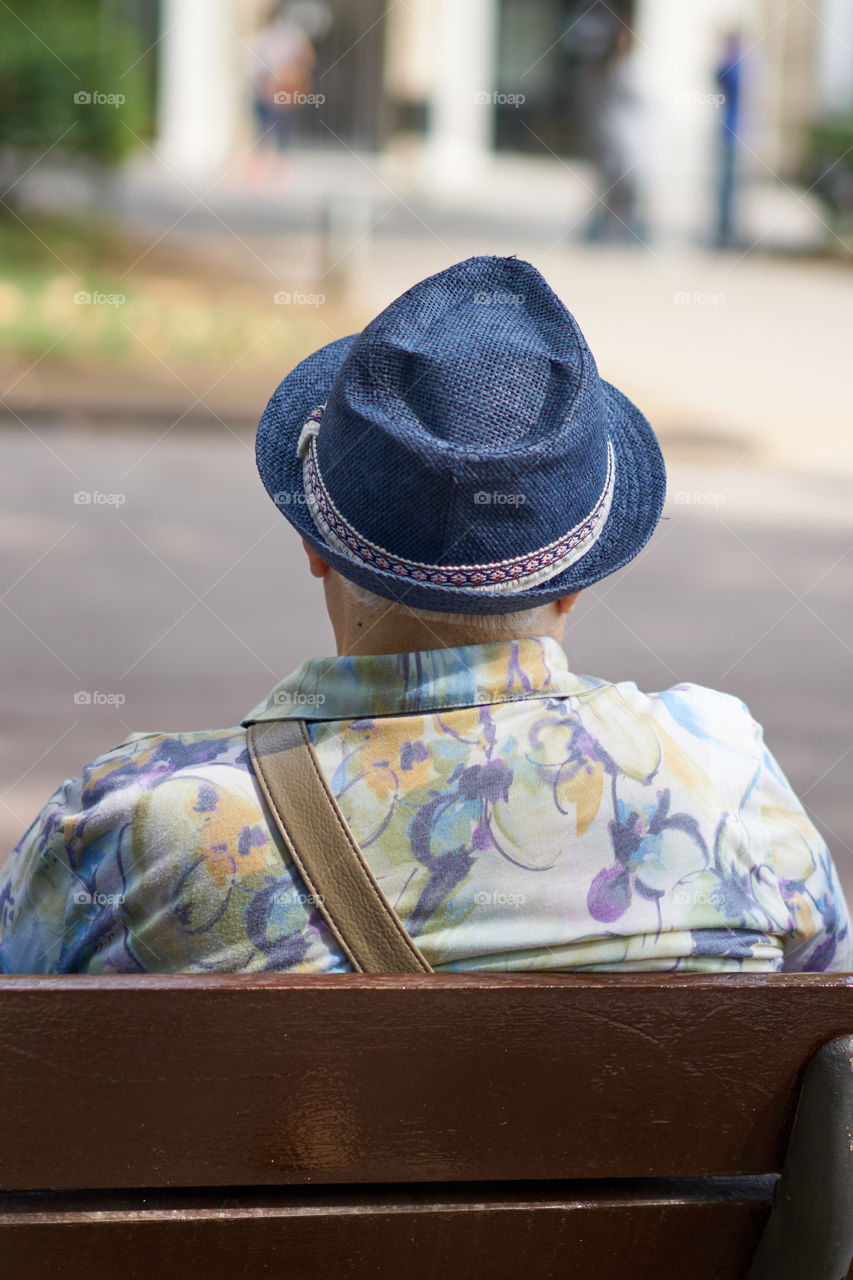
1, 638, 849, 974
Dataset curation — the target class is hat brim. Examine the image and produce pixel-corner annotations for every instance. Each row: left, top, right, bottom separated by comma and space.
256, 335, 666, 614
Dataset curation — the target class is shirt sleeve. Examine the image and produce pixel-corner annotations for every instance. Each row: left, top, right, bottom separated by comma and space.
745, 723, 853, 973
0, 776, 86, 974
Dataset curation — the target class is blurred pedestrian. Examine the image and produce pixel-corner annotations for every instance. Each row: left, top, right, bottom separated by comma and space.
584, 27, 649, 244
248, 1, 328, 187
714, 29, 744, 248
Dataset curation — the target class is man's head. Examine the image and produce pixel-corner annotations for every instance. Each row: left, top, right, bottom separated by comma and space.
257, 255, 666, 639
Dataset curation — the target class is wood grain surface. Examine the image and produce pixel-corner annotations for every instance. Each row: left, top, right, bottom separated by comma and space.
1, 973, 852, 1191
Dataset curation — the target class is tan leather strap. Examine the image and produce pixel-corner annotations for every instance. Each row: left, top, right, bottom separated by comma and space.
247, 719, 433, 974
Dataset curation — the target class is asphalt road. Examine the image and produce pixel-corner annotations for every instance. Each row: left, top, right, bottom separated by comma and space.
3, 421, 852, 902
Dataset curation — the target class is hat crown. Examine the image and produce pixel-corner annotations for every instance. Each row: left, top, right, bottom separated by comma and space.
314, 257, 611, 567
332, 262, 595, 453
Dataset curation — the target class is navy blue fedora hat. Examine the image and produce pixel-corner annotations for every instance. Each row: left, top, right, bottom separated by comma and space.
256, 255, 666, 614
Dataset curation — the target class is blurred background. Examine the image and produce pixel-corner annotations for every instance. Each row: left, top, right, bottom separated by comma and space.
1, 0, 852, 896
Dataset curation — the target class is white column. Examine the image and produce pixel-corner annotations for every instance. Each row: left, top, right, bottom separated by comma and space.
817, 0, 853, 114
157, 0, 241, 179
632, 0, 744, 242
423, 0, 499, 188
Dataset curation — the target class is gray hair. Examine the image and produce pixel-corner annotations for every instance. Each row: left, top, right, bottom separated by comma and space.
337, 575, 552, 639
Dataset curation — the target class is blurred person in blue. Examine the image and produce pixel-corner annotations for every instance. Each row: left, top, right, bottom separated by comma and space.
0, 257, 849, 975
714, 29, 744, 247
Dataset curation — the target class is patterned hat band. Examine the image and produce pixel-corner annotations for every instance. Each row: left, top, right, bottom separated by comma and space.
295, 406, 616, 595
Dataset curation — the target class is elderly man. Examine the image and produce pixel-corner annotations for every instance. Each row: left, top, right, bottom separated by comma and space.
1, 256, 848, 974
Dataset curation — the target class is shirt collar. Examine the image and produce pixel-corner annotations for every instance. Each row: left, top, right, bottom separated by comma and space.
243, 637, 589, 723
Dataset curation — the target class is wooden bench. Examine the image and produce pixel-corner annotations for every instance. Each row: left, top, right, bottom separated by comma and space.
1, 973, 852, 1279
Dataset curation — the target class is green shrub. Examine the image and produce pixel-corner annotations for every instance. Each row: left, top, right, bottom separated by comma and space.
804, 117, 853, 222
0, 0, 152, 165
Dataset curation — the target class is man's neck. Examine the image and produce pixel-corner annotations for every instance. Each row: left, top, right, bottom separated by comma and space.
331, 614, 565, 658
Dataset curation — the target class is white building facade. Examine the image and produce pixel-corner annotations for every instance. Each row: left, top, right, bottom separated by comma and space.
155, 0, 853, 239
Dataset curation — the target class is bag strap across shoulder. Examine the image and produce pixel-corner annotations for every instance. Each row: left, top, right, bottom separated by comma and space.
247, 719, 433, 974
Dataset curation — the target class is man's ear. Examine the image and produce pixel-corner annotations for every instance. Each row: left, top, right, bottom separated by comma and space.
555, 591, 581, 615
302, 539, 330, 580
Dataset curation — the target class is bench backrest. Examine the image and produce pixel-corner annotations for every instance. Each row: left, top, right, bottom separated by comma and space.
1, 972, 852, 1279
